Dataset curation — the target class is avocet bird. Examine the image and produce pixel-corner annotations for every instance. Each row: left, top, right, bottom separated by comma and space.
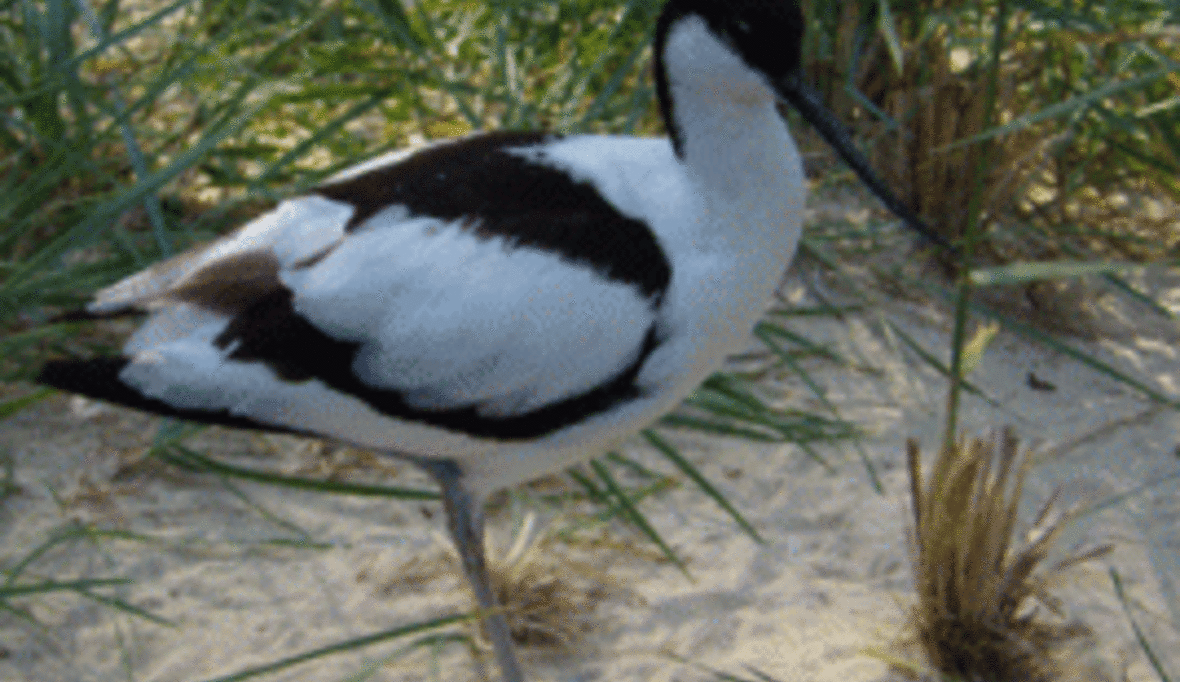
37, 0, 944, 680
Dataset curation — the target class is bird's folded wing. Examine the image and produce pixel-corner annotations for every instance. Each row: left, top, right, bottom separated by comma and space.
84, 194, 657, 434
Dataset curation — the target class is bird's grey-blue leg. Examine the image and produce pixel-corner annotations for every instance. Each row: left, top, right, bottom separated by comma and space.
411, 457, 525, 682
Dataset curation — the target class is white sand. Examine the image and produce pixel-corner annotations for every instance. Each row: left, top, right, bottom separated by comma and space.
2, 246, 1178, 682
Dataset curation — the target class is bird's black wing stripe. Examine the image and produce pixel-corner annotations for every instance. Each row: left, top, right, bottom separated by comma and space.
314, 131, 672, 300
39, 300, 662, 441
36, 357, 309, 436
211, 289, 663, 440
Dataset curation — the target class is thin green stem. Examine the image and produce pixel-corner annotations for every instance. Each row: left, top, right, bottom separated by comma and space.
942, 0, 1011, 451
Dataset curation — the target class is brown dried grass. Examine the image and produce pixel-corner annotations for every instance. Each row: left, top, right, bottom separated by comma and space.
812, 5, 1180, 268
903, 428, 1113, 682
479, 512, 636, 650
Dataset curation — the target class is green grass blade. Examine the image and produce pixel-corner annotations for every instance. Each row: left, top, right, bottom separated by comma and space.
198, 615, 475, 682
589, 458, 688, 577
0, 578, 131, 598
1110, 568, 1174, 682
155, 445, 438, 500
642, 429, 763, 543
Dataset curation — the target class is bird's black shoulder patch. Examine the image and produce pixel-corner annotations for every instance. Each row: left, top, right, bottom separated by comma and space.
314, 131, 671, 300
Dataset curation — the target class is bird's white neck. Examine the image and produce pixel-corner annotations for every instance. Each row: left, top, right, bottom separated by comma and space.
660, 16, 807, 260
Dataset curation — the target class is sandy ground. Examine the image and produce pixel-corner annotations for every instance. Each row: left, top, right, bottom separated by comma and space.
2, 245, 1179, 682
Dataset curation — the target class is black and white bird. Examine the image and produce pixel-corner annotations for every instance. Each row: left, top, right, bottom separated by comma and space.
37, 1, 943, 680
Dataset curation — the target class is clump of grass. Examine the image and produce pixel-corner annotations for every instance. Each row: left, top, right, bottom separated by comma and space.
902, 427, 1112, 682
463, 512, 634, 651
808, 2, 1179, 261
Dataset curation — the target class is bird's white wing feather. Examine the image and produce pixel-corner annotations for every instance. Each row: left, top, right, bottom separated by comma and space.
281, 206, 656, 416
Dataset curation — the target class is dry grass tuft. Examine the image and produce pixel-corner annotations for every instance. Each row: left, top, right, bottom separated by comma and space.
810, 5, 1180, 277
473, 512, 634, 650
855, 22, 1040, 255
902, 428, 1113, 682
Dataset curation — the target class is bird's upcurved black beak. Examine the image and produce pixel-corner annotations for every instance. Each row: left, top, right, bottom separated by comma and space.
777, 71, 956, 255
